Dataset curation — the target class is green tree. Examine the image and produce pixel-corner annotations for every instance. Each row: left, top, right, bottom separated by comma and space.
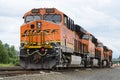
10, 46, 17, 58
7, 45, 18, 64
0, 40, 19, 65
0, 40, 9, 63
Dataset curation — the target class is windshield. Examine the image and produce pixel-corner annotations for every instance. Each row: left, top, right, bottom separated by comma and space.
26, 15, 41, 23
97, 43, 103, 47
82, 34, 89, 40
43, 14, 61, 23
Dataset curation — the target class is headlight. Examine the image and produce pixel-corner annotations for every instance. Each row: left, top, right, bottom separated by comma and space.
37, 22, 41, 28
21, 43, 24, 47
46, 41, 49, 45
24, 42, 28, 45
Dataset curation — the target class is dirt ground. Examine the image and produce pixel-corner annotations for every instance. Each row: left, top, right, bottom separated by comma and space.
1, 67, 120, 80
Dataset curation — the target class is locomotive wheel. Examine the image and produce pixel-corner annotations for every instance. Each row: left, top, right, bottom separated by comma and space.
90, 58, 93, 68
84, 55, 88, 68
20, 56, 29, 69
106, 60, 110, 68
102, 60, 104, 67
98, 60, 102, 68
108, 61, 112, 68
20, 49, 28, 69
84, 58, 87, 68
102, 60, 107, 67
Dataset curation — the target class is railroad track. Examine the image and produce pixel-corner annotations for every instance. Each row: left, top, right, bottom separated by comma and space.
0, 66, 23, 71
0, 66, 112, 77
0, 66, 51, 77
0, 67, 50, 77
0, 70, 46, 77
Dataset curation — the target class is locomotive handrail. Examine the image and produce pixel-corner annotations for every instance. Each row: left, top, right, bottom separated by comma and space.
27, 50, 47, 56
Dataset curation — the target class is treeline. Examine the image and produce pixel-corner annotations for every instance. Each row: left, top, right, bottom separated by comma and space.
0, 40, 19, 65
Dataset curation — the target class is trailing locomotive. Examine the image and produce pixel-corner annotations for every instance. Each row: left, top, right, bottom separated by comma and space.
20, 8, 112, 69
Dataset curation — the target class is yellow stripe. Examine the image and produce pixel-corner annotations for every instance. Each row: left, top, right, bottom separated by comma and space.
24, 45, 53, 49
22, 41, 61, 49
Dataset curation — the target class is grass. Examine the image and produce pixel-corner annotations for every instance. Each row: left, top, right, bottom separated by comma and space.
0, 63, 15, 67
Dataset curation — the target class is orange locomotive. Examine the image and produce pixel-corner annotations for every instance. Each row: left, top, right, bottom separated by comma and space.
103, 46, 112, 67
20, 8, 112, 69
81, 32, 112, 67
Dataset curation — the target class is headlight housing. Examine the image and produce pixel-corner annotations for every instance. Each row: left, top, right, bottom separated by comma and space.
37, 22, 41, 28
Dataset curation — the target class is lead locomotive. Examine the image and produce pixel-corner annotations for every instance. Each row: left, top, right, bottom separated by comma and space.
20, 8, 112, 69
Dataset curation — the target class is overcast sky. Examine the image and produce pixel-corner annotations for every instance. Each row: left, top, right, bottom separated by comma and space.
0, 0, 120, 58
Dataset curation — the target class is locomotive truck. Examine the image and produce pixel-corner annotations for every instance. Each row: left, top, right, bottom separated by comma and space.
20, 8, 112, 69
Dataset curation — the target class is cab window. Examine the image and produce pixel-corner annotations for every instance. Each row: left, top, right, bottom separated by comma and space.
82, 34, 89, 40
43, 14, 61, 24
25, 15, 41, 23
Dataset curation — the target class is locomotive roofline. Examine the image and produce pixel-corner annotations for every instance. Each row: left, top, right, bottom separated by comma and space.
23, 8, 65, 19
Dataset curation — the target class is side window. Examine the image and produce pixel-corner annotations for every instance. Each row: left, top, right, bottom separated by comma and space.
71, 20, 74, 31
64, 15, 68, 26
64, 15, 70, 29
64, 16, 67, 25
64, 15, 74, 31
90, 35, 92, 40
68, 18, 70, 29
